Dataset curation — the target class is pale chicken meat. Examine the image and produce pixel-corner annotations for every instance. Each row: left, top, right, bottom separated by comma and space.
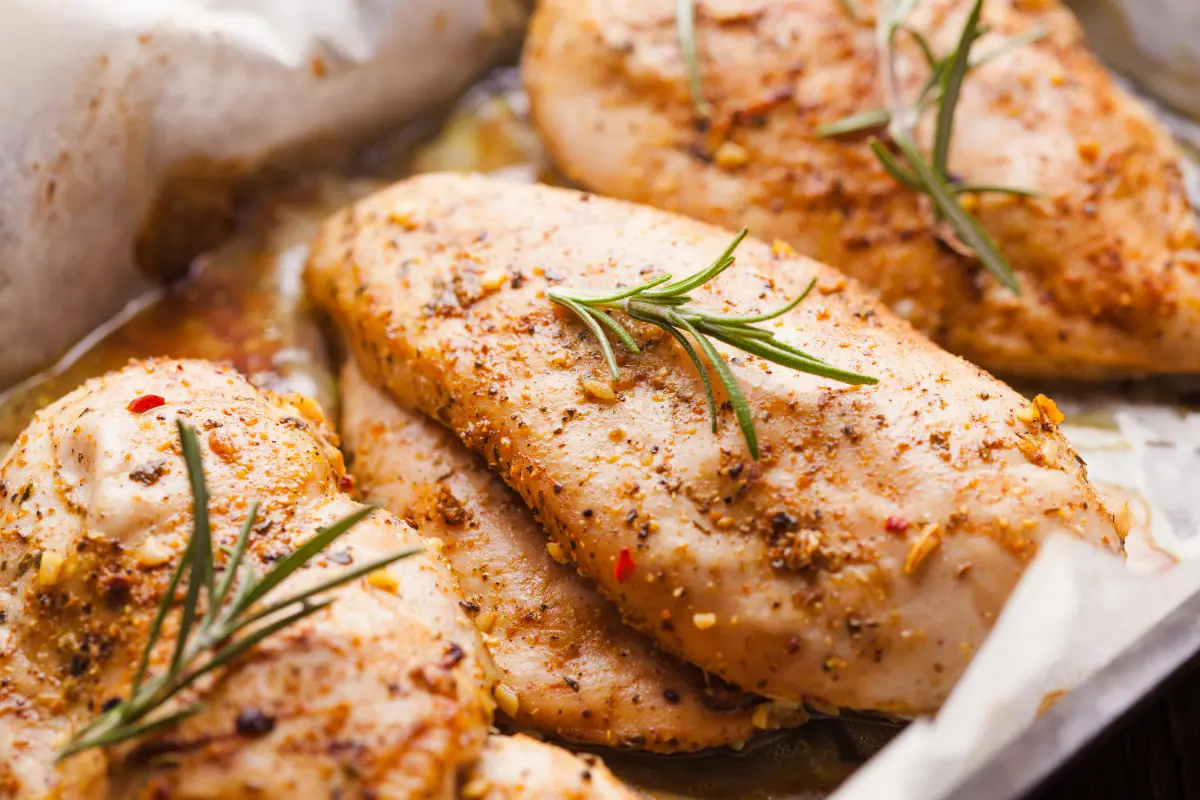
523, 0, 1200, 379
341, 361, 796, 751
305, 173, 1122, 715
463, 734, 637, 800
0, 358, 500, 799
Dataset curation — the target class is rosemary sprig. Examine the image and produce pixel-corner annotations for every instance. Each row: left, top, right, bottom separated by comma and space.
676, 0, 710, 122
818, 0, 1047, 294
548, 228, 878, 459
58, 420, 420, 760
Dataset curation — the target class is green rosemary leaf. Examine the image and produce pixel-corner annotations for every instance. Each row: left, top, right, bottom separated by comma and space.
693, 279, 813, 325
816, 108, 891, 138
868, 137, 924, 191
706, 328, 879, 385
632, 309, 719, 433
57, 705, 203, 761
236, 504, 377, 614
131, 535, 189, 693
550, 293, 623, 378
172, 422, 213, 677
675, 0, 711, 121
904, 26, 939, 70
232, 548, 423, 633
971, 24, 1047, 69
893, 135, 1020, 293
199, 601, 335, 683
561, 273, 673, 305
210, 500, 258, 622
549, 229, 876, 457
933, 0, 984, 176
671, 311, 759, 459
953, 183, 1045, 198
648, 227, 748, 298
585, 307, 642, 356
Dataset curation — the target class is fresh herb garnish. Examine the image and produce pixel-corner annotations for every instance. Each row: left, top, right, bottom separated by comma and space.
548, 228, 878, 459
58, 420, 419, 760
676, 0, 710, 122
819, 0, 1047, 294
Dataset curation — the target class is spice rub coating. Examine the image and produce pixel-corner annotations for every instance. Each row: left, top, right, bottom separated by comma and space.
341, 361, 795, 752
306, 173, 1121, 715
0, 359, 492, 799
524, 0, 1200, 378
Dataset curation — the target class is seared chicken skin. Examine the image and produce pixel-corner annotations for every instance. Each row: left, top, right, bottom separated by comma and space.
306, 173, 1120, 715
341, 361, 794, 751
523, 0, 1200, 379
465, 734, 637, 800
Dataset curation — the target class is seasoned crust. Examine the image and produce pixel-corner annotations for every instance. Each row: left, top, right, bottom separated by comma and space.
306, 172, 1120, 715
523, 0, 1200, 378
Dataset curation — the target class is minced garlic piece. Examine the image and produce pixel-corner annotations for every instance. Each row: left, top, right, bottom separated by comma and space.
546, 541, 568, 564
1015, 404, 1039, 423
367, 567, 399, 593
581, 379, 617, 401
692, 612, 717, 629
423, 536, 445, 556
494, 683, 520, 717
460, 778, 491, 799
751, 704, 772, 730
474, 611, 497, 633
904, 524, 942, 576
38, 551, 64, 587
771, 239, 797, 258
714, 140, 750, 169
480, 268, 508, 292
134, 537, 173, 567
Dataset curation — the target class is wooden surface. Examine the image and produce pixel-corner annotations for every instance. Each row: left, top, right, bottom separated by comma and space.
1030, 662, 1200, 799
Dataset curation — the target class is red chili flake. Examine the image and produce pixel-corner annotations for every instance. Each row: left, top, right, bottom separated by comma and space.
614, 546, 636, 583
884, 516, 910, 534
127, 395, 166, 414
339, 474, 355, 493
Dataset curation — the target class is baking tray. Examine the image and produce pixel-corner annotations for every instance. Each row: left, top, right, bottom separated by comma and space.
2, 1, 1199, 796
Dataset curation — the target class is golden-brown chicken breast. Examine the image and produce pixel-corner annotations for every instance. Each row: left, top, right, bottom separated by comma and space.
464, 734, 638, 800
341, 361, 800, 751
306, 173, 1121, 716
523, 0, 1200, 379
0, 359, 492, 799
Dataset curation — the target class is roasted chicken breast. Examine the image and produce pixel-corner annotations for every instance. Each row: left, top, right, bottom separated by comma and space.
306, 173, 1121, 715
0, 359, 497, 799
523, 0, 1200, 378
341, 361, 797, 751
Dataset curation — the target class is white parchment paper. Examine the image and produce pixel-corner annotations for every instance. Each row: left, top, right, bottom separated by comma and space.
832, 3, 1200, 793
0, 0, 526, 388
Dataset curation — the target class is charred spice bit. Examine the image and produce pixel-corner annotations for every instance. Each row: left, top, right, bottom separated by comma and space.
614, 546, 637, 583
662, 689, 681, 704
235, 708, 276, 737
127, 394, 166, 415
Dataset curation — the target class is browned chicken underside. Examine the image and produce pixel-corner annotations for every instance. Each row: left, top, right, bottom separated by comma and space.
523, 0, 1200, 379
306, 172, 1120, 718
0, 359, 634, 800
